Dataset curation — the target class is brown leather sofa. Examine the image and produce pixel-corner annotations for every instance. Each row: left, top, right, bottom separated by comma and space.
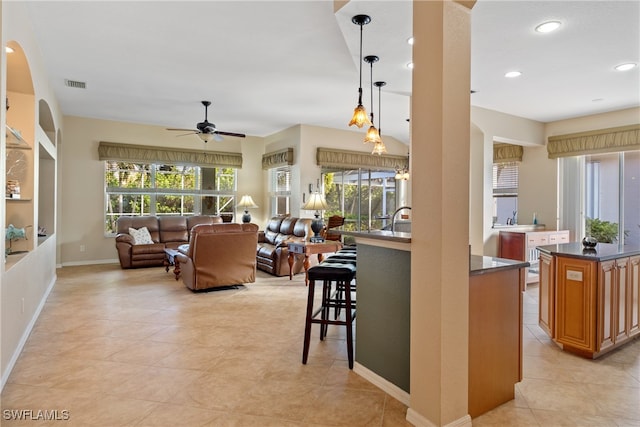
115, 215, 222, 268
176, 223, 259, 291
256, 216, 313, 276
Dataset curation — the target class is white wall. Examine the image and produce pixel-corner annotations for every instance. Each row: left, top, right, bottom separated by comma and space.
1, 1, 62, 389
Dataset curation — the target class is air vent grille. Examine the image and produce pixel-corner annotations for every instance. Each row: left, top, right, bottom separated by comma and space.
64, 79, 86, 89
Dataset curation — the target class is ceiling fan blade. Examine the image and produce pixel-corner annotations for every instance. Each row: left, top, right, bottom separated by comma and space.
175, 132, 199, 137
167, 128, 198, 132
215, 131, 246, 138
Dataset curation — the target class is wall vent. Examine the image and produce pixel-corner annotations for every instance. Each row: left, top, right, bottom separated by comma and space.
64, 79, 86, 89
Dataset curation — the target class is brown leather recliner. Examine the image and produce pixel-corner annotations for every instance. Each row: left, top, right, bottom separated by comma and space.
176, 223, 259, 291
115, 215, 223, 268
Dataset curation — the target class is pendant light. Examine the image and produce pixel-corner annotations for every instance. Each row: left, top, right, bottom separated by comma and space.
363, 55, 381, 145
348, 15, 372, 128
371, 80, 387, 155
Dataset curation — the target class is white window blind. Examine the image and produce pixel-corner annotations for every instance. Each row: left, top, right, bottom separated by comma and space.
493, 162, 519, 196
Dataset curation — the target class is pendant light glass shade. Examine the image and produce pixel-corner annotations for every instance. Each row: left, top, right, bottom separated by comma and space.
348, 15, 372, 128
372, 140, 387, 155
364, 125, 381, 144
349, 103, 371, 128
371, 80, 387, 155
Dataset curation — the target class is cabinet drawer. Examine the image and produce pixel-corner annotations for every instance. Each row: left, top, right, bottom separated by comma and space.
528, 235, 549, 247
549, 232, 570, 244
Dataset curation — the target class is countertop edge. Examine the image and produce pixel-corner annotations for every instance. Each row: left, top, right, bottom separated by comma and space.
538, 242, 640, 261
342, 230, 411, 244
469, 255, 530, 276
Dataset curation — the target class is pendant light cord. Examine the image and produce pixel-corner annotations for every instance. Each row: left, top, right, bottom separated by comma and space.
369, 61, 375, 123
358, 24, 364, 105
378, 84, 382, 135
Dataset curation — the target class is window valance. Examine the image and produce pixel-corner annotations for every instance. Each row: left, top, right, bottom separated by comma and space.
547, 124, 640, 159
493, 143, 523, 163
316, 148, 407, 170
262, 147, 294, 169
98, 141, 242, 168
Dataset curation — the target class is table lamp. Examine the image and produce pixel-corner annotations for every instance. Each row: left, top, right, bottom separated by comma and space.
237, 195, 258, 223
302, 192, 328, 242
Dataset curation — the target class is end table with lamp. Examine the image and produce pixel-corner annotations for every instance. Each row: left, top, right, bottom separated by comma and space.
237, 195, 258, 223
302, 191, 328, 243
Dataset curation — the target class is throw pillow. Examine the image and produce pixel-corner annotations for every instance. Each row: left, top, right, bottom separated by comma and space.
129, 226, 154, 245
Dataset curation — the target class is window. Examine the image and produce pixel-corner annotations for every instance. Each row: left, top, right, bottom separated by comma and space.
584, 151, 639, 245
104, 161, 236, 234
270, 166, 291, 216
322, 168, 396, 231
492, 162, 519, 225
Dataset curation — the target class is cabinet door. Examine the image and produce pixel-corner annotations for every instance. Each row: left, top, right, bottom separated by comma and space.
628, 256, 640, 337
499, 232, 525, 261
615, 258, 630, 342
598, 260, 616, 352
538, 252, 555, 337
556, 257, 597, 352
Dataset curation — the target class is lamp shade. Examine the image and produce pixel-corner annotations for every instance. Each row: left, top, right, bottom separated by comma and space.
302, 192, 328, 211
238, 195, 258, 209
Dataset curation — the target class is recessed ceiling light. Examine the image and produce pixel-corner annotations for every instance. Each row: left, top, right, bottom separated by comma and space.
535, 21, 561, 33
5, 46, 14, 53
615, 62, 637, 71
407, 62, 414, 70
407, 36, 414, 45
504, 71, 522, 78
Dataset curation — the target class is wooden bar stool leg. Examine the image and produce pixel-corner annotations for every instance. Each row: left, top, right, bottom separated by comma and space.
302, 278, 316, 364
344, 279, 355, 369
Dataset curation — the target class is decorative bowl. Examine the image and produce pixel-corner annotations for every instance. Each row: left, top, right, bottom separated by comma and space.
582, 236, 598, 248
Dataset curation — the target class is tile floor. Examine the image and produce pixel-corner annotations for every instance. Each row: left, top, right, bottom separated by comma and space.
1, 264, 639, 426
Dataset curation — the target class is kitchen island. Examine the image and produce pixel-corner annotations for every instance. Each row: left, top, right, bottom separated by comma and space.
537, 242, 640, 358
343, 230, 528, 417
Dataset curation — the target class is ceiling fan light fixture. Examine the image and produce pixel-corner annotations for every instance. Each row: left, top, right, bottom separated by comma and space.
348, 14, 372, 128
198, 132, 214, 143
505, 71, 522, 78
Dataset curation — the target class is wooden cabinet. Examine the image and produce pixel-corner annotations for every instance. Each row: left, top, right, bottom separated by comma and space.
538, 252, 555, 337
544, 249, 640, 358
555, 257, 597, 353
499, 230, 569, 284
629, 256, 640, 337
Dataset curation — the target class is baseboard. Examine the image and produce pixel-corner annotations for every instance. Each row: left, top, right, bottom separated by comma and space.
1, 274, 57, 391
405, 409, 471, 427
353, 362, 410, 406
61, 258, 119, 267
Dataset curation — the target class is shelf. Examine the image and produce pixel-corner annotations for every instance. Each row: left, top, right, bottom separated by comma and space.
6, 125, 30, 148
5, 198, 32, 201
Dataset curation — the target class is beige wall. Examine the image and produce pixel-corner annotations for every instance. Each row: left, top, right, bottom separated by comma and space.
59, 117, 409, 265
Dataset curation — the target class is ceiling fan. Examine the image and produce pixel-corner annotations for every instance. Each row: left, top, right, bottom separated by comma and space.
167, 100, 246, 142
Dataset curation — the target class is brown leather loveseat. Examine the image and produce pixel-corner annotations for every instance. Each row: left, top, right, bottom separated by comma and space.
176, 223, 259, 291
115, 215, 222, 268
256, 216, 313, 276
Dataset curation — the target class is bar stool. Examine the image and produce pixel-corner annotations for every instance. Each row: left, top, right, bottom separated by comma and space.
302, 261, 357, 368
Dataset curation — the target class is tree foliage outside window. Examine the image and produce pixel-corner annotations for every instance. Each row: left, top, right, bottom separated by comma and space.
323, 169, 396, 231
104, 161, 236, 234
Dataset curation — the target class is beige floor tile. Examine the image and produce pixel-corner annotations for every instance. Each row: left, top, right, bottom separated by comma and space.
3, 265, 640, 427
531, 408, 619, 426
302, 387, 386, 426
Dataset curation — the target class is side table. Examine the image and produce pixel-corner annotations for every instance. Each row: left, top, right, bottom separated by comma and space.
164, 248, 181, 280
288, 241, 342, 285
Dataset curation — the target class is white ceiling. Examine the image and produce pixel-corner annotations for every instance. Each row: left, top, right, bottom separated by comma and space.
21, 0, 640, 145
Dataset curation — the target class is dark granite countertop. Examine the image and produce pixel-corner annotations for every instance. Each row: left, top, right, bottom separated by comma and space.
537, 242, 640, 261
469, 255, 530, 276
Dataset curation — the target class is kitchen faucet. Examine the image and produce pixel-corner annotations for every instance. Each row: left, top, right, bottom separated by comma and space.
391, 206, 411, 233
